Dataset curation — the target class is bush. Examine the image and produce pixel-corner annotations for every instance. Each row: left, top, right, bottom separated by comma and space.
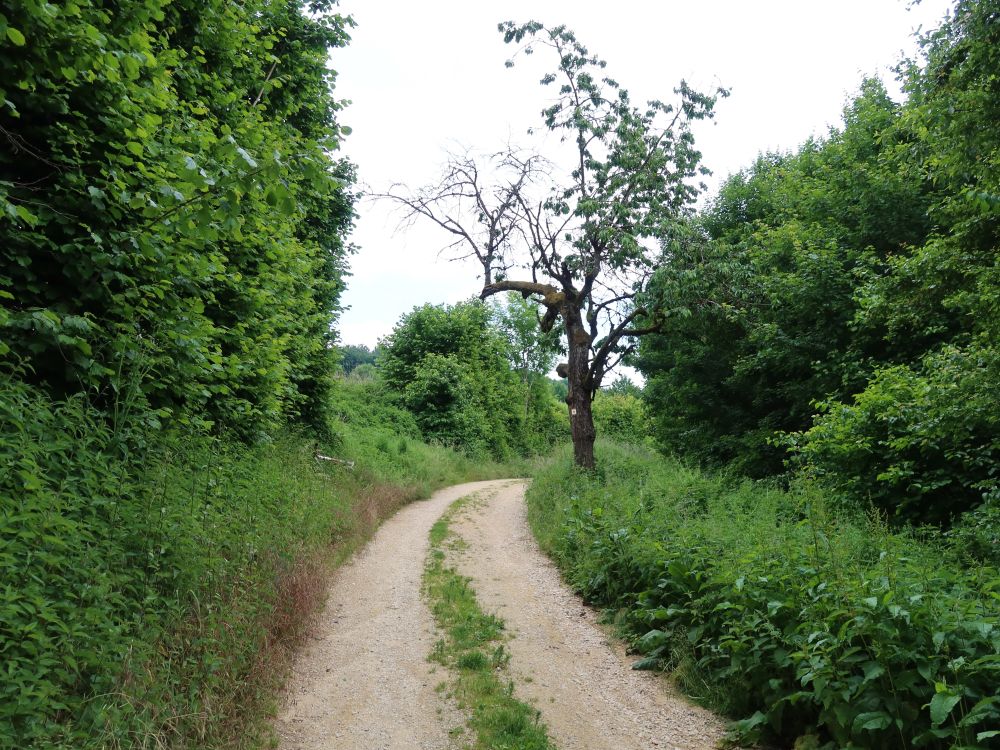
526, 442, 1000, 749
592, 390, 650, 444
792, 344, 1000, 525
378, 301, 536, 460
947, 491, 1000, 566
1, 380, 142, 748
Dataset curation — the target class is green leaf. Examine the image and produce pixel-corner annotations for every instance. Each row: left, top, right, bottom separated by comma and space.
853, 711, 892, 732
6, 27, 25, 46
631, 656, 661, 670
125, 142, 143, 157
862, 661, 885, 682
236, 146, 258, 168
929, 691, 962, 727
15, 204, 38, 226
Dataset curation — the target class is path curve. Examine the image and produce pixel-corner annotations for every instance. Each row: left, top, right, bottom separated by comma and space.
274, 480, 508, 750
274, 479, 726, 750
448, 481, 727, 750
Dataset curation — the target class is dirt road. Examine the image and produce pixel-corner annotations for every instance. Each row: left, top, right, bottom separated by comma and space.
274, 479, 725, 750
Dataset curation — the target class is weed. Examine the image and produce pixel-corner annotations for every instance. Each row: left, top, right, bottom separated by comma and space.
0, 379, 513, 749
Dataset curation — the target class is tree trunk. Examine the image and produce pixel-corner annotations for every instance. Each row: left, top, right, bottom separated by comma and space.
567, 383, 596, 468
563, 306, 596, 469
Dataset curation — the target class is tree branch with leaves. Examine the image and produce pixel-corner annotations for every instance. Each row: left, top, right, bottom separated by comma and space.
385, 21, 726, 467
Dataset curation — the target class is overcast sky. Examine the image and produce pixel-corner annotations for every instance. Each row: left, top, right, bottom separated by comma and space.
331, 0, 954, 349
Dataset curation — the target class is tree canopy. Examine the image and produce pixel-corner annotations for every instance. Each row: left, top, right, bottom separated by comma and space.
638, 0, 999, 525
384, 22, 726, 467
1, 0, 355, 438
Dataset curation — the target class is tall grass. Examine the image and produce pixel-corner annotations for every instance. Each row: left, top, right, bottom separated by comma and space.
526, 441, 1000, 749
1, 379, 507, 749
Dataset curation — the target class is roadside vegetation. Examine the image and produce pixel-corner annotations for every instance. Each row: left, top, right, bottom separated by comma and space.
518, 5, 1000, 747
4, 0, 998, 748
377, 295, 567, 461
638, 0, 999, 531
0, 2, 526, 746
527, 443, 999, 748
2, 375, 509, 749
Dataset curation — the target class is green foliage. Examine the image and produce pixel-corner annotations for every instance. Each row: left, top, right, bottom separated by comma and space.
526, 442, 1000, 749
379, 300, 564, 459
2, 379, 139, 748
548, 377, 569, 402
326, 379, 516, 493
592, 390, 649, 444
489, 292, 561, 379
499, 21, 726, 266
791, 344, 1000, 525
792, 0, 1000, 521
604, 375, 643, 398
640, 77, 931, 476
640, 2, 1000, 525
0, 0, 355, 437
0, 4, 360, 737
947, 491, 1000, 566
524, 376, 571, 450
0, 375, 501, 749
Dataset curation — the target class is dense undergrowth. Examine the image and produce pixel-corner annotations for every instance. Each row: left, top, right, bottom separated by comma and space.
1, 378, 505, 749
526, 442, 1000, 749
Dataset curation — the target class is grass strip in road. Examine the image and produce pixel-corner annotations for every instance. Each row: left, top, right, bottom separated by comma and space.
423, 491, 555, 750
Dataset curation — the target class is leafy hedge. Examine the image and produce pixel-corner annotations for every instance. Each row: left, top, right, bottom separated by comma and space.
1, 0, 354, 437
526, 442, 1000, 749
792, 344, 1000, 525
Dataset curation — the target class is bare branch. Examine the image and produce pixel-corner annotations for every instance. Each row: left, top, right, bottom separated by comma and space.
252, 60, 279, 106
588, 305, 662, 384
374, 148, 548, 286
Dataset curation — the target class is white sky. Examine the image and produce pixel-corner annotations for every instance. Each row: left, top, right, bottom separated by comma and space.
331, 0, 953, 349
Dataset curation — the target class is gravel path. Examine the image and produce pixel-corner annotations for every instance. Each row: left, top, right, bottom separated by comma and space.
448, 481, 727, 750
274, 479, 726, 750
274, 480, 507, 750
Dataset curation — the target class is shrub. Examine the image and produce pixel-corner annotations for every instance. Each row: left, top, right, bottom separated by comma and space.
378, 301, 534, 460
592, 391, 650, 444
526, 442, 1000, 749
0, 375, 502, 748
792, 344, 1000, 526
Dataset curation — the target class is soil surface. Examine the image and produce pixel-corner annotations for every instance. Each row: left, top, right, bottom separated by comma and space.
274, 479, 726, 750
274, 480, 501, 750
448, 481, 726, 750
